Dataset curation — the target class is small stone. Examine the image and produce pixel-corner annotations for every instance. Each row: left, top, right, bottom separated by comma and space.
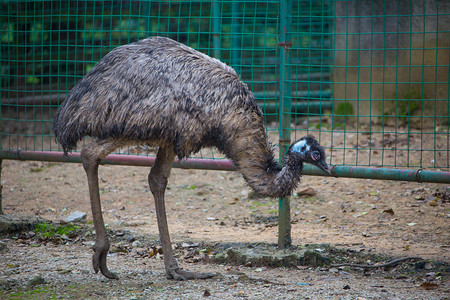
237, 275, 250, 282
382, 208, 395, 216
64, 211, 87, 223
181, 242, 199, 248
58, 268, 72, 274
0, 241, 7, 252
27, 275, 46, 288
297, 187, 317, 197
329, 268, 339, 273
312, 218, 326, 224
131, 240, 143, 248
82, 241, 95, 246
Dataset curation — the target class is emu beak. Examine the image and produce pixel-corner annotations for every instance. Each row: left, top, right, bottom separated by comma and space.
317, 160, 331, 175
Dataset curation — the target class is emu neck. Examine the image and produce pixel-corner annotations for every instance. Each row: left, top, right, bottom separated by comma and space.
223, 126, 303, 198
240, 153, 303, 198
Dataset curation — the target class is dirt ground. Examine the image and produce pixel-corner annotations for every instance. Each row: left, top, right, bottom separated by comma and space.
0, 158, 449, 299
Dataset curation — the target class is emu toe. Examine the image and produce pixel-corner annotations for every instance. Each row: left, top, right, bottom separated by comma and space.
167, 268, 215, 281
92, 247, 119, 279
101, 269, 119, 280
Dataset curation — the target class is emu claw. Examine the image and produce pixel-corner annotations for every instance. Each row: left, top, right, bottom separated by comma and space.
167, 268, 215, 281
92, 247, 119, 279
99, 267, 119, 280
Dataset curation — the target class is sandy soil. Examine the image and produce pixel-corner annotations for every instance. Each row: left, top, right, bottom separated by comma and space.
0, 158, 449, 299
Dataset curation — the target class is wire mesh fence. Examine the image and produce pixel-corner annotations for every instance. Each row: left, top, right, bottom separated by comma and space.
1, 0, 449, 175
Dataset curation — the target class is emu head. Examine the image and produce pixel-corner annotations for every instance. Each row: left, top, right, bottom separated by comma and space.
289, 136, 331, 175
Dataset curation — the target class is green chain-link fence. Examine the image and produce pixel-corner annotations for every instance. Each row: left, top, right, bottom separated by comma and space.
1, 1, 449, 176
1, 0, 449, 248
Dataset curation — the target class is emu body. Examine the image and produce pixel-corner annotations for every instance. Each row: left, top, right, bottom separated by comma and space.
53, 36, 330, 280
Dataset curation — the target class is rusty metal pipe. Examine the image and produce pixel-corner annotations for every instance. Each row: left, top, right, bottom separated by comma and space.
1, 150, 449, 183
0, 150, 236, 171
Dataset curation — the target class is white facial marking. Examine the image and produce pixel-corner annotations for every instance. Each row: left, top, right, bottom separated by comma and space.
291, 139, 310, 156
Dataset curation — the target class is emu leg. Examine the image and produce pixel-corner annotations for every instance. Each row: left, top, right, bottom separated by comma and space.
81, 140, 119, 279
149, 146, 214, 280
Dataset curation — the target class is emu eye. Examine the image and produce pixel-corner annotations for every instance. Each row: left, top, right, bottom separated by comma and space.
310, 151, 320, 161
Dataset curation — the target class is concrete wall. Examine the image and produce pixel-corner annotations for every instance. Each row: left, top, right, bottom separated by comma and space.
333, 0, 449, 127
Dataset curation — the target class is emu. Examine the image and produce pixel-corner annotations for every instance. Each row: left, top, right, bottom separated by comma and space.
53, 36, 330, 280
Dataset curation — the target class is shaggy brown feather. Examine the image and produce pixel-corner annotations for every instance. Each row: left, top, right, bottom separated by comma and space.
53, 36, 325, 198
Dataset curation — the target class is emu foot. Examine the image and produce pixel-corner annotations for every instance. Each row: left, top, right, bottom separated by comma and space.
92, 245, 119, 279
167, 268, 215, 281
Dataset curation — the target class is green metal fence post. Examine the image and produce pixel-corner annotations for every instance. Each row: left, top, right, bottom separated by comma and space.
231, 0, 241, 74
0, 160, 2, 215
144, 1, 151, 36
213, 0, 221, 60
278, 0, 292, 249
